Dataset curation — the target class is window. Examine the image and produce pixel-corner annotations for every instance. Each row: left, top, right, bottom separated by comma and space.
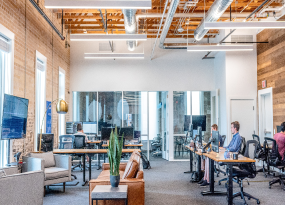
0, 28, 13, 167
35, 51, 46, 151
58, 68, 65, 136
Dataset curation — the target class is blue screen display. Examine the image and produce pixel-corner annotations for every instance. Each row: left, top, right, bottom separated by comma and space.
1, 94, 29, 140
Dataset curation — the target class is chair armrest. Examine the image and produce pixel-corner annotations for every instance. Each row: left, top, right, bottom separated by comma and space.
54, 154, 71, 181
2, 166, 18, 175
22, 156, 44, 172
0, 170, 44, 205
102, 163, 128, 171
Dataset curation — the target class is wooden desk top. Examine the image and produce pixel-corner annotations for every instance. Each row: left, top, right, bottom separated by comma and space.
52, 149, 141, 154
203, 149, 255, 163
185, 145, 203, 156
87, 141, 101, 144
102, 143, 143, 147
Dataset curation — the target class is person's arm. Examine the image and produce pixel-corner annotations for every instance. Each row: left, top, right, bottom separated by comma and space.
227, 137, 242, 152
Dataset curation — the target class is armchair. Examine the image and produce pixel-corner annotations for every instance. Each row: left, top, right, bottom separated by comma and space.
0, 167, 44, 205
22, 152, 71, 196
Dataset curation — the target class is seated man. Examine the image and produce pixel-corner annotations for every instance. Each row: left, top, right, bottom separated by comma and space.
224, 121, 242, 153
273, 122, 285, 160
199, 124, 223, 187
75, 124, 89, 161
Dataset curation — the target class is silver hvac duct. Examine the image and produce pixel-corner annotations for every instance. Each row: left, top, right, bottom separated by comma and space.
194, 0, 233, 41
159, 0, 180, 48
122, 9, 137, 51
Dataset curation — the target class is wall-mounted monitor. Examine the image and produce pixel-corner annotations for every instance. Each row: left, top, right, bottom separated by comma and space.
1, 94, 29, 140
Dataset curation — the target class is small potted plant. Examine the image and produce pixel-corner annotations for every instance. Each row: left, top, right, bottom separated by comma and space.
107, 127, 124, 187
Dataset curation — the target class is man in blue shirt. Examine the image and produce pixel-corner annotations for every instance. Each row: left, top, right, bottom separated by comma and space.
224, 121, 242, 153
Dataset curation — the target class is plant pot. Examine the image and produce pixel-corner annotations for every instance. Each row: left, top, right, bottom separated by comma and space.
110, 175, 120, 187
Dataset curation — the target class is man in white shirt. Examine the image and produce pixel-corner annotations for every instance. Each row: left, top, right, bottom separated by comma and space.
74, 124, 88, 143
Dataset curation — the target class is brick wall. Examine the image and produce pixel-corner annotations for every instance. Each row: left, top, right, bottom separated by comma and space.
0, 0, 70, 156
257, 27, 285, 131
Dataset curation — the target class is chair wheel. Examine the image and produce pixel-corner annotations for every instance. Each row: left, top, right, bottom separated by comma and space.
219, 182, 221, 185
248, 198, 250, 200
257, 200, 260, 204
265, 174, 267, 178
224, 173, 226, 176
217, 174, 219, 177
269, 186, 271, 189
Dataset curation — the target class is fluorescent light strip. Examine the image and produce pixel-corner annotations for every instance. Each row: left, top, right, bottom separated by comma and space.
70, 34, 147, 41
204, 21, 285, 29
187, 45, 253, 52
84, 53, 144, 59
45, 0, 152, 9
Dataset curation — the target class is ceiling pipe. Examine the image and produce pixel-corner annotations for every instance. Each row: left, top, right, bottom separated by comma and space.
194, 0, 233, 41
159, 0, 180, 48
29, 0, 65, 40
122, 9, 137, 51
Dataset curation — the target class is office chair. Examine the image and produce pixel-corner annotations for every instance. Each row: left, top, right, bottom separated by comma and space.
59, 135, 78, 182
72, 135, 87, 171
231, 140, 260, 204
174, 136, 184, 157
265, 138, 285, 190
151, 135, 162, 157
263, 137, 277, 178
37, 134, 54, 152
252, 134, 267, 174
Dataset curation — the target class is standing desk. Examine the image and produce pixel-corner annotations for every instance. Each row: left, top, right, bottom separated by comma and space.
185, 145, 203, 182
202, 149, 255, 205
53, 149, 141, 186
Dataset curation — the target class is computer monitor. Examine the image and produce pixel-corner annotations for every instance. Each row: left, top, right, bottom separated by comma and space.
212, 131, 219, 153
119, 127, 134, 140
196, 126, 202, 144
277, 126, 282, 133
134, 130, 141, 140
184, 115, 191, 131
192, 115, 206, 131
101, 127, 114, 140
66, 122, 82, 134
83, 122, 97, 134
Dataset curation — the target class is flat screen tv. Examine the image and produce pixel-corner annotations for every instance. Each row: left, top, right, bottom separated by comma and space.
192, 115, 206, 131
1, 94, 29, 140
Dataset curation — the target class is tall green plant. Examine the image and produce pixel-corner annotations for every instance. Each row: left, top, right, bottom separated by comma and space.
107, 127, 124, 176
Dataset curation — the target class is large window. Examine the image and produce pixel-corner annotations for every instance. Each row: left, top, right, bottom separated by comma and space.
58, 68, 65, 136
35, 51, 46, 151
0, 29, 13, 167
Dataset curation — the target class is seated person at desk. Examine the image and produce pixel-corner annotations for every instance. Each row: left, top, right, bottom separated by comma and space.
273, 122, 285, 160
199, 124, 223, 187
75, 124, 89, 161
224, 121, 242, 153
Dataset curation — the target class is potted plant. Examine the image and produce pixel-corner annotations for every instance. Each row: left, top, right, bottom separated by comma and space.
107, 127, 124, 187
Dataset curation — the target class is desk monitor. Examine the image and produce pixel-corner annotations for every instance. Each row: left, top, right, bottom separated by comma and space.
83, 122, 97, 134
134, 130, 141, 139
277, 126, 282, 133
192, 115, 206, 131
101, 127, 114, 140
119, 127, 134, 140
212, 131, 219, 153
184, 115, 191, 131
197, 126, 202, 144
66, 122, 82, 134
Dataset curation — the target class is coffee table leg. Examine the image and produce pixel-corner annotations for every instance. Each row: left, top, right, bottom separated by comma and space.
96, 200, 98, 205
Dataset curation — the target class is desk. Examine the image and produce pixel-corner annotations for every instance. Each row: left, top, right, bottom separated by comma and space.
87, 141, 101, 144
53, 149, 141, 186
203, 150, 255, 205
185, 146, 203, 182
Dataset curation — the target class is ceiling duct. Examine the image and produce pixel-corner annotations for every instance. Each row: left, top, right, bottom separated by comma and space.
122, 9, 137, 51
194, 0, 233, 41
159, 0, 180, 48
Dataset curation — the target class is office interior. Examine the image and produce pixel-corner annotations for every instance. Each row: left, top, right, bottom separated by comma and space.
1, 0, 285, 205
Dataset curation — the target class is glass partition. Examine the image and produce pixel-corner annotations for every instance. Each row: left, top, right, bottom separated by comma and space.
73, 92, 97, 123
173, 91, 211, 159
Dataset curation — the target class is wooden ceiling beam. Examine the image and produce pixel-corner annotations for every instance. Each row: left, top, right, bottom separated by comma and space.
64, 21, 125, 25
63, 14, 123, 20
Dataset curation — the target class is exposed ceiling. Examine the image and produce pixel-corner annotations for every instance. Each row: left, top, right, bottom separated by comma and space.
51, 0, 282, 39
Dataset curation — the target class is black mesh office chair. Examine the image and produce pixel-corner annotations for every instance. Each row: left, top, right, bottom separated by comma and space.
263, 137, 277, 178
37, 134, 54, 152
231, 140, 260, 204
72, 135, 87, 171
215, 135, 227, 177
252, 134, 267, 174
265, 138, 285, 190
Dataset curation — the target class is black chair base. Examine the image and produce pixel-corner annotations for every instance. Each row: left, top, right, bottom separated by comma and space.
269, 176, 285, 190
233, 190, 260, 205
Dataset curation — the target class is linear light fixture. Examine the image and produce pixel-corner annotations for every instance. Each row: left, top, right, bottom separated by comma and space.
45, 0, 152, 9
187, 45, 253, 52
204, 21, 285, 29
84, 53, 144, 59
70, 34, 147, 41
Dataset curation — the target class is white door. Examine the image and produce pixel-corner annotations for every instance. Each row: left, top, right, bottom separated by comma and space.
230, 99, 255, 142
258, 88, 273, 143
